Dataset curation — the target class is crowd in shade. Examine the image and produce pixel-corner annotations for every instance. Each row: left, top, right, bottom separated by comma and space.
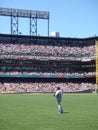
0, 82, 95, 94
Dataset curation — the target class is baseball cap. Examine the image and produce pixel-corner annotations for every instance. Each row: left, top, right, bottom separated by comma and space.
56, 86, 60, 90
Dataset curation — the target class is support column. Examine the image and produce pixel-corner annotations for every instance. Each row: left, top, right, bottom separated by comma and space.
30, 17, 37, 36
11, 16, 18, 35
95, 40, 98, 93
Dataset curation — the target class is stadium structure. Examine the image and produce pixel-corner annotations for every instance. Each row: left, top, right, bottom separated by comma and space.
0, 7, 98, 94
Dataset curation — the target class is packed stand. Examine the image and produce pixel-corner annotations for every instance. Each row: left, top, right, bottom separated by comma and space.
0, 42, 95, 60
0, 82, 95, 94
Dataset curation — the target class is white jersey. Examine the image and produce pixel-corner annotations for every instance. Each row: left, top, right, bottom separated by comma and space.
55, 90, 63, 101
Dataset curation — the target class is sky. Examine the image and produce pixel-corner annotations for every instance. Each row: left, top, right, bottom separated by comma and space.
0, 0, 98, 38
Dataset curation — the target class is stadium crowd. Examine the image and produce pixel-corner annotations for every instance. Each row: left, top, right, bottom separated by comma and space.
0, 41, 96, 94
0, 82, 95, 94
0, 42, 95, 60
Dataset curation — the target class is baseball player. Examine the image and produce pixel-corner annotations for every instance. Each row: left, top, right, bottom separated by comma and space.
54, 86, 63, 114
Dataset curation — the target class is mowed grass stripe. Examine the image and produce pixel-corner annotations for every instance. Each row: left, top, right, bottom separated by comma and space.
0, 94, 98, 130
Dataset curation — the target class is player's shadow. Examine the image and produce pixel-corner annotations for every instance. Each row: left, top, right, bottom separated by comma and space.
63, 111, 69, 114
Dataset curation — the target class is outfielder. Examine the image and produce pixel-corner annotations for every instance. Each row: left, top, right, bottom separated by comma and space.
54, 86, 63, 114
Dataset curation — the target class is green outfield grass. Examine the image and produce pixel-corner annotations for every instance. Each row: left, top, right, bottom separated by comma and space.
0, 93, 98, 130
